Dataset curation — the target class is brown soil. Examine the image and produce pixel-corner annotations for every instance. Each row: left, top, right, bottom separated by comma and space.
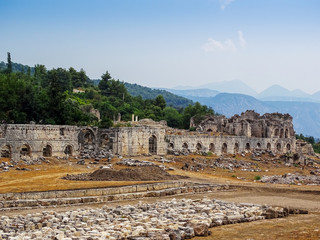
63, 165, 187, 181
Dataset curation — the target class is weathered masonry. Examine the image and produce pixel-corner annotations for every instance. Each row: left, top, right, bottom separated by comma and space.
0, 111, 311, 161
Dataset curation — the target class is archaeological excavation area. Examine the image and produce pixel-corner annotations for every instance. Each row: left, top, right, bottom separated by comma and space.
0, 111, 320, 239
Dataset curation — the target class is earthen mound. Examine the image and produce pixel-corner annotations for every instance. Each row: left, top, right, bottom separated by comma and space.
63, 165, 186, 181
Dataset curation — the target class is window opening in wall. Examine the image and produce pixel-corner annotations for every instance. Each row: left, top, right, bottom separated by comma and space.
1, 145, 11, 158
245, 143, 250, 150
286, 144, 291, 151
222, 143, 227, 153
64, 145, 73, 155
276, 143, 281, 151
209, 143, 215, 152
257, 142, 261, 149
20, 144, 31, 156
267, 143, 271, 150
196, 143, 202, 151
234, 143, 239, 153
60, 128, 65, 136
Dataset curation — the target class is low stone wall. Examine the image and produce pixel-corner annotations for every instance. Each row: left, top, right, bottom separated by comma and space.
0, 182, 229, 211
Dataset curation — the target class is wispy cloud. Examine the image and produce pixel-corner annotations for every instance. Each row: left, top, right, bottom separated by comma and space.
238, 30, 246, 48
220, 0, 235, 10
202, 38, 236, 52
203, 30, 246, 53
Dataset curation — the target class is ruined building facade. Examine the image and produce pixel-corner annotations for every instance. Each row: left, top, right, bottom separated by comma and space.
0, 111, 312, 161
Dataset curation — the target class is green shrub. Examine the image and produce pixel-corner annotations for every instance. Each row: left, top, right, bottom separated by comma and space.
254, 175, 261, 180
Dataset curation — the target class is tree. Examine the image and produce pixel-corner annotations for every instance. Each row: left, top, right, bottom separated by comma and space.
7, 52, 12, 74
155, 95, 166, 110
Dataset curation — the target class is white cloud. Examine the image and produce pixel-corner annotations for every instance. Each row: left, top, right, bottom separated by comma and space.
238, 30, 246, 48
220, 0, 235, 10
202, 38, 237, 52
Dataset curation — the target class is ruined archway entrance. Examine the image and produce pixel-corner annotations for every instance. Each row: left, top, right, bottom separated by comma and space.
64, 145, 73, 156
285, 129, 289, 138
78, 128, 96, 146
267, 143, 271, 150
245, 143, 250, 151
149, 135, 157, 155
20, 144, 31, 157
286, 144, 291, 152
1, 145, 12, 158
234, 143, 239, 153
168, 143, 174, 150
222, 143, 227, 154
256, 142, 261, 149
196, 143, 202, 151
276, 143, 281, 151
280, 129, 284, 138
43, 145, 52, 157
209, 143, 215, 152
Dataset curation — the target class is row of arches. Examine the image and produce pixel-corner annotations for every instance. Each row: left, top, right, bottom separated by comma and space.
0, 144, 74, 158
169, 141, 292, 154
274, 128, 290, 138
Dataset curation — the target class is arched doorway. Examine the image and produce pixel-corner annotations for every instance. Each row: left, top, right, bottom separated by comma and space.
149, 135, 157, 155
267, 143, 271, 150
78, 129, 96, 145
207, 129, 213, 132
222, 143, 227, 154
274, 129, 279, 137
276, 143, 281, 151
43, 145, 52, 157
234, 143, 239, 153
286, 143, 291, 151
209, 143, 215, 152
182, 143, 188, 150
256, 142, 261, 149
245, 143, 250, 151
64, 145, 73, 156
285, 129, 289, 138
1, 145, 12, 158
20, 144, 31, 157
168, 142, 174, 150
196, 143, 202, 151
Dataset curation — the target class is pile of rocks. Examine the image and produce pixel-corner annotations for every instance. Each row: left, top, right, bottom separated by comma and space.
79, 145, 114, 161
0, 198, 297, 240
116, 159, 155, 167
0, 161, 12, 172
260, 173, 320, 185
182, 157, 260, 172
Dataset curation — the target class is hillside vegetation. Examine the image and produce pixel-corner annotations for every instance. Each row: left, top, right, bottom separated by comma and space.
0, 54, 214, 129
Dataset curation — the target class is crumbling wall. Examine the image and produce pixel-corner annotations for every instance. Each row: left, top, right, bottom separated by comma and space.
165, 134, 296, 155
0, 124, 79, 161
193, 110, 295, 139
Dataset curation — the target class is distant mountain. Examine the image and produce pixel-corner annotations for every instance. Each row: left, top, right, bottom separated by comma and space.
199, 80, 258, 96
257, 84, 314, 102
163, 88, 219, 98
124, 82, 193, 108
179, 92, 320, 138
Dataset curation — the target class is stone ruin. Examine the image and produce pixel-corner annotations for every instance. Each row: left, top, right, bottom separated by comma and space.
0, 111, 315, 163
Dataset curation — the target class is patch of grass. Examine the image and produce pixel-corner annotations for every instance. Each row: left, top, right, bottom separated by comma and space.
231, 175, 236, 178
254, 175, 261, 180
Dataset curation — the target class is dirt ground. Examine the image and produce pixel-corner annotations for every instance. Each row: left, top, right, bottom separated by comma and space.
1, 154, 320, 239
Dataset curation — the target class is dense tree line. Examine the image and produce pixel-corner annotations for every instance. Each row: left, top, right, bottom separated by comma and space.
0, 53, 214, 129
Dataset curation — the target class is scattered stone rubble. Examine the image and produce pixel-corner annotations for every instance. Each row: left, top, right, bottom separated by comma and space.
260, 173, 320, 185
79, 145, 113, 162
182, 157, 260, 172
0, 197, 303, 240
116, 159, 155, 167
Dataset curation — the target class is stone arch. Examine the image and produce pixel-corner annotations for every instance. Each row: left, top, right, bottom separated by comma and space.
20, 144, 32, 157
280, 129, 284, 138
207, 129, 213, 132
196, 142, 202, 151
64, 145, 73, 156
234, 143, 239, 153
182, 143, 188, 149
256, 142, 261, 149
149, 135, 157, 155
274, 129, 279, 137
78, 128, 96, 145
1, 144, 12, 158
267, 143, 271, 150
245, 143, 250, 151
286, 143, 291, 151
43, 144, 52, 157
209, 143, 215, 152
276, 143, 281, 151
221, 143, 227, 154
285, 129, 289, 138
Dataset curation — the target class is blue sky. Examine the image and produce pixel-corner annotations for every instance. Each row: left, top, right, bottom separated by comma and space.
1, 0, 319, 93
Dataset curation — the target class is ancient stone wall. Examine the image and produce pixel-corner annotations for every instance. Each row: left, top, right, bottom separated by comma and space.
192, 110, 295, 139
111, 126, 166, 156
165, 134, 295, 155
0, 124, 80, 161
